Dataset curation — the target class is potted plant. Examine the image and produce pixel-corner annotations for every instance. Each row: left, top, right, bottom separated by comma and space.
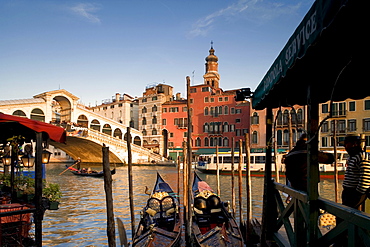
43, 182, 62, 210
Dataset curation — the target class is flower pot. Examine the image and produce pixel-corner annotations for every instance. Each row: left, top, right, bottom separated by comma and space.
49, 201, 60, 210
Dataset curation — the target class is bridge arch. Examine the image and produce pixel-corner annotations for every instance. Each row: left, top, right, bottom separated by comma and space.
13, 110, 27, 117
53, 95, 72, 123
90, 119, 101, 131
113, 128, 122, 139
77, 114, 89, 127
102, 124, 112, 135
133, 136, 141, 146
31, 108, 45, 122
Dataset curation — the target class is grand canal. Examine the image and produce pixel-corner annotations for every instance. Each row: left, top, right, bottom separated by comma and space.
41, 163, 343, 246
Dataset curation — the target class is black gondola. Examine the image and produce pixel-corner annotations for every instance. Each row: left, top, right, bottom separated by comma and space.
66, 165, 116, 177
132, 172, 181, 247
192, 172, 244, 246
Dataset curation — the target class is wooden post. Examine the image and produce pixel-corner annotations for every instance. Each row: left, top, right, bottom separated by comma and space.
244, 133, 252, 242
185, 76, 193, 246
307, 85, 320, 245
127, 127, 136, 238
216, 144, 220, 195
231, 138, 236, 217
177, 155, 181, 198
238, 139, 244, 224
261, 107, 275, 246
34, 132, 43, 247
333, 120, 339, 203
102, 145, 116, 247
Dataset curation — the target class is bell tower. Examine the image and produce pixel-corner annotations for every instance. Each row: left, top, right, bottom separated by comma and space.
203, 42, 220, 89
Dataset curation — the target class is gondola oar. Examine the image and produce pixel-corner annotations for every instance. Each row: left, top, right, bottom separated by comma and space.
59, 159, 80, 175
117, 217, 129, 247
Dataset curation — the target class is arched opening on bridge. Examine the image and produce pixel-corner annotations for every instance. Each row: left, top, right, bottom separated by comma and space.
124, 132, 132, 142
13, 110, 26, 118
53, 96, 72, 123
134, 136, 141, 146
162, 129, 168, 158
90, 119, 101, 131
113, 128, 122, 139
77, 115, 89, 128
102, 124, 112, 136
152, 140, 159, 154
30, 108, 45, 122
143, 140, 148, 146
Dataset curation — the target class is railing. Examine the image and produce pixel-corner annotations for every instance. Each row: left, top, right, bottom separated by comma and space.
272, 182, 370, 246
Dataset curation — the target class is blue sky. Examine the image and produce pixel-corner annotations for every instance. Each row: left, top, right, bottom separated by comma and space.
0, 0, 313, 106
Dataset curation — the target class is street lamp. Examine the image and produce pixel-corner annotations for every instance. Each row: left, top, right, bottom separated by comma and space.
1, 155, 11, 166
42, 150, 52, 164
21, 154, 35, 168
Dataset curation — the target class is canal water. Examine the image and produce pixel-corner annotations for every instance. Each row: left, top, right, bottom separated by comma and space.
41, 163, 343, 246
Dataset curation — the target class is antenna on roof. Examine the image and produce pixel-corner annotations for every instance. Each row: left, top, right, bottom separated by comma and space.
192, 70, 195, 85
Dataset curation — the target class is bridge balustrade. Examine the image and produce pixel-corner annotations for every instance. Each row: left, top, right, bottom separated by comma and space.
272, 181, 370, 247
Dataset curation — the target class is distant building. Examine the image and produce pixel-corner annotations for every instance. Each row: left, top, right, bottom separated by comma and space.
89, 93, 138, 129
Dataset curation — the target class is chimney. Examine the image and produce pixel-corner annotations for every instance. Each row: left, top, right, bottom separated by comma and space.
115, 93, 120, 102
176, 93, 181, 100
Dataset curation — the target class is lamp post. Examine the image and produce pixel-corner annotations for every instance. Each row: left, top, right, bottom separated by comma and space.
21, 155, 35, 169
41, 150, 52, 165
1, 155, 11, 175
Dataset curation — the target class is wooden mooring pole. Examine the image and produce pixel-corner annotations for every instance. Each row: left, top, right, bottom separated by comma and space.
238, 139, 244, 224
244, 133, 252, 242
127, 127, 136, 238
216, 144, 220, 196
102, 145, 116, 247
231, 138, 236, 217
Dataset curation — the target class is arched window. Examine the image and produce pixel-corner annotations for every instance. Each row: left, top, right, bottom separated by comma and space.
223, 122, 229, 132
291, 109, 297, 125
142, 107, 147, 113
77, 114, 88, 127
152, 128, 158, 135
277, 130, 282, 146
204, 107, 209, 116
283, 110, 289, 125
90, 119, 101, 131
218, 106, 223, 115
204, 137, 209, 147
252, 131, 258, 144
13, 110, 26, 118
297, 109, 303, 124
210, 137, 214, 147
142, 129, 147, 136
224, 106, 229, 115
31, 108, 45, 122
204, 123, 209, 133
251, 112, 259, 125
277, 111, 283, 125
218, 137, 222, 146
152, 105, 157, 112
152, 116, 157, 124
283, 129, 289, 145
102, 124, 112, 136
142, 117, 147, 125
134, 136, 141, 146
196, 137, 201, 147
114, 128, 123, 139
223, 137, 229, 147
210, 107, 214, 116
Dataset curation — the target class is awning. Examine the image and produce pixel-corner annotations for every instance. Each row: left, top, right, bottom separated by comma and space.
0, 113, 66, 143
195, 148, 231, 155
252, 0, 366, 110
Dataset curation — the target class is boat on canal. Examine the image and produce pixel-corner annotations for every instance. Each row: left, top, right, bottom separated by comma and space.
196, 151, 348, 179
65, 165, 116, 177
132, 172, 181, 247
192, 172, 244, 246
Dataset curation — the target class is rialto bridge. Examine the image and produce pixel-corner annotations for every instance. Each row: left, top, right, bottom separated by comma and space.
0, 89, 165, 164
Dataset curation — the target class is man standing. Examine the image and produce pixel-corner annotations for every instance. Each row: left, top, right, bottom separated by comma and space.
342, 134, 370, 209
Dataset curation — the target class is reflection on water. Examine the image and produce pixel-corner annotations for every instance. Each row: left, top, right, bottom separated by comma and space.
42, 163, 343, 246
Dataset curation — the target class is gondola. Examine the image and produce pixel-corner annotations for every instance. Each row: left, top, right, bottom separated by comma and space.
132, 172, 181, 247
65, 165, 116, 177
192, 172, 244, 246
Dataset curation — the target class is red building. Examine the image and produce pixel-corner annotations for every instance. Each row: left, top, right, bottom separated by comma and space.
163, 45, 250, 158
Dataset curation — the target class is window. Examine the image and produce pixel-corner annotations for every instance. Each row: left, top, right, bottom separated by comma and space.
321, 137, 328, 147
235, 109, 242, 114
236, 129, 241, 136
321, 121, 329, 133
152, 128, 157, 135
252, 131, 258, 144
332, 102, 346, 116
190, 88, 197, 93
142, 107, 147, 113
204, 137, 209, 147
210, 98, 214, 102
182, 107, 187, 112
224, 97, 228, 101
365, 100, 370, 110
251, 112, 259, 124
224, 106, 228, 115
236, 119, 241, 123
142, 129, 147, 136
168, 142, 174, 147
223, 122, 229, 132
152, 96, 157, 101
364, 118, 370, 131
196, 137, 201, 147
223, 137, 229, 147
349, 101, 356, 111
218, 97, 223, 102
152, 116, 157, 124
231, 108, 235, 114
170, 132, 174, 137
162, 108, 167, 112
204, 107, 209, 116
170, 107, 179, 112
202, 87, 209, 92
322, 104, 329, 113
152, 105, 157, 112
142, 98, 147, 103
190, 99, 194, 104
142, 117, 147, 125
297, 109, 303, 124
348, 119, 356, 132
205, 97, 209, 103
204, 123, 209, 132
283, 110, 289, 125
162, 119, 166, 125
